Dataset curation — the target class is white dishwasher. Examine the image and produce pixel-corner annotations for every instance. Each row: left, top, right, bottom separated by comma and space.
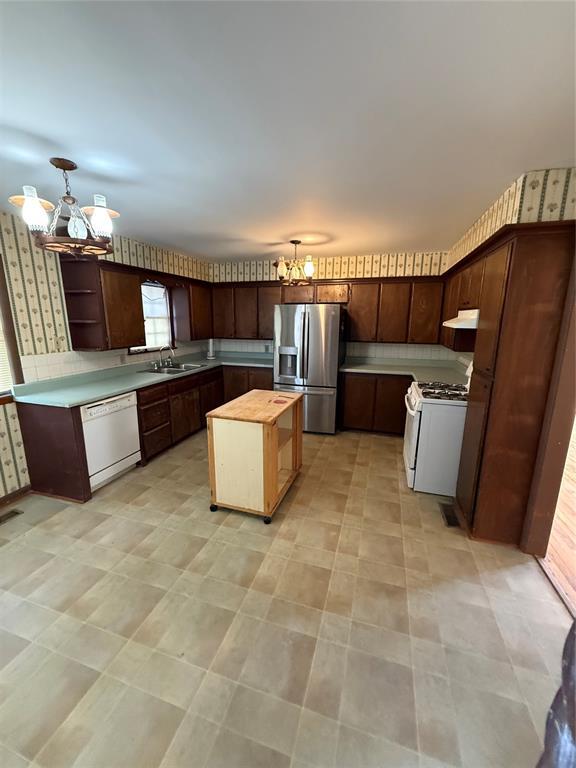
81, 392, 141, 490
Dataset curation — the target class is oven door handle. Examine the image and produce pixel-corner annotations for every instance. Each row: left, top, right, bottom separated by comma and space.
404, 394, 417, 417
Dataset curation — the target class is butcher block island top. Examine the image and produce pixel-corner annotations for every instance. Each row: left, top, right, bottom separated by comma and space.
206, 388, 302, 425
206, 389, 303, 523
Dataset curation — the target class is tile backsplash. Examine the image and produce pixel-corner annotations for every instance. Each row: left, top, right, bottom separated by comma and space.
20, 341, 206, 383
345, 342, 458, 361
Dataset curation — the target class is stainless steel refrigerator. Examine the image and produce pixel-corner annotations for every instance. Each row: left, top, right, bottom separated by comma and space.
273, 303, 345, 434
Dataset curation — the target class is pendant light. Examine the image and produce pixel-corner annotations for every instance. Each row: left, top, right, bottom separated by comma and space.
273, 240, 315, 285
8, 157, 119, 257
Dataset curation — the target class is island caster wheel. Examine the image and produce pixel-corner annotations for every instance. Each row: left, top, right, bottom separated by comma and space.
263, 516, 272, 525
210, 504, 218, 512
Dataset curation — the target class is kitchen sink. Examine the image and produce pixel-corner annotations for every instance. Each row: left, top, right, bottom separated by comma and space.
142, 363, 207, 375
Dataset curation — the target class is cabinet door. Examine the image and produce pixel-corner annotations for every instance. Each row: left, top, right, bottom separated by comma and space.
347, 284, 379, 342
473, 246, 510, 377
184, 389, 201, 435
456, 373, 492, 526
377, 283, 410, 342
408, 282, 443, 343
316, 284, 350, 304
212, 286, 235, 338
440, 273, 460, 348
234, 286, 258, 339
190, 284, 213, 340
341, 374, 376, 430
200, 374, 224, 427
100, 270, 145, 349
223, 366, 249, 402
282, 285, 314, 304
458, 259, 485, 309
258, 286, 282, 339
247, 367, 273, 391
170, 393, 189, 443
372, 375, 413, 434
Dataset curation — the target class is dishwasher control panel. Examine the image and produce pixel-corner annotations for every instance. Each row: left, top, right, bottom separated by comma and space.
80, 392, 137, 422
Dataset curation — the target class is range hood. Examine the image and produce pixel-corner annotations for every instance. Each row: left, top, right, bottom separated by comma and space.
442, 309, 479, 329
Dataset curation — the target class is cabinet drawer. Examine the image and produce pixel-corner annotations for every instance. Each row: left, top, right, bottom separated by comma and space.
168, 374, 199, 396
138, 383, 169, 406
142, 422, 172, 460
140, 399, 170, 432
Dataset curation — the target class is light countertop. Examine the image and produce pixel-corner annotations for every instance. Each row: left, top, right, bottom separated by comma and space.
12, 352, 468, 408
340, 357, 469, 385
12, 353, 273, 408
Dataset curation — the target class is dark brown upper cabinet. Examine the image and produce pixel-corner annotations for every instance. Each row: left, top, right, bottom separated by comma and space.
316, 284, 350, 304
440, 272, 460, 349
257, 286, 282, 339
282, 284, 315, 304
347, 283, 380, 341
458, 258, 485, 309
190, 283, 213, 340
234, 286, 258, 339
59, 256, 146, 350
473, 244, 510, 377
212, 285, 235, 338
408, 282, 443, 343
377, 283, 411, 342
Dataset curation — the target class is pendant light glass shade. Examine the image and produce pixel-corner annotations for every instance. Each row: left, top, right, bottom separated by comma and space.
303, 254, 315, 278
89, 194, 114, 237
276, 255, 287, 279
21, 186, 49, 232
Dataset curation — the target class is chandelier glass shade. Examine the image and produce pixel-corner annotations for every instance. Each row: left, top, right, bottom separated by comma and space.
8, 158, 119, 257
274, 240, 315, 285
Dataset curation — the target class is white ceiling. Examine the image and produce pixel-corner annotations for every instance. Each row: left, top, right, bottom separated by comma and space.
0, 1, 574, 261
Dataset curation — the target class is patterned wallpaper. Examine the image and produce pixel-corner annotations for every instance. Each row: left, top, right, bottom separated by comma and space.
446, 167, 575, 269
209, 251, 446, 283
0, 401, 29, 497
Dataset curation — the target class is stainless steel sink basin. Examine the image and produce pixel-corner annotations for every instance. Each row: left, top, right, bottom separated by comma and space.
142, 363, 207, 375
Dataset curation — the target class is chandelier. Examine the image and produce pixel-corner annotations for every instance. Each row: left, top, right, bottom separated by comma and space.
8, 157, 119, 257
273, 239, 315, 285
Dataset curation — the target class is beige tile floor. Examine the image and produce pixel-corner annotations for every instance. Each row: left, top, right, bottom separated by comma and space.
0, 430, 572, 768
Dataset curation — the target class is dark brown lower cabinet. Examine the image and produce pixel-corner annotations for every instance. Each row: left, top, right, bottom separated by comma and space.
373, 375, 413, 434
199, 369, 224, 427
17, 402, 91, 502
223, 366, 249, 402
340, 374, 376, 431
169, 377, 201, 444
222, 365, 273, 402
247, 367, 273, 391
137, 384, 172, 462
340, 372, 413, 434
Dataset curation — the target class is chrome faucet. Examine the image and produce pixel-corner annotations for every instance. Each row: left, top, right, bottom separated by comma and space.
158, 345, 175, 368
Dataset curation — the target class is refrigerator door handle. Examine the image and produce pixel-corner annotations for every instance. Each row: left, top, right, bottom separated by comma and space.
302, 309, 309, 380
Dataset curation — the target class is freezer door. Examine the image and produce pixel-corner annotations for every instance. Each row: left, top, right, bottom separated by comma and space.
303, 304, 342, 388
274, 304, 306, 385
274, 384, 337, 434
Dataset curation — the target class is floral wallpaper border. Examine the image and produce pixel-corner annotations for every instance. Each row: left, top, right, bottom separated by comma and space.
445, 167, 575, 269
1, 167, 574, 358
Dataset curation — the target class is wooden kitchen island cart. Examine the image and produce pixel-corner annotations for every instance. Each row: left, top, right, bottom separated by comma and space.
206, 389, 303, 523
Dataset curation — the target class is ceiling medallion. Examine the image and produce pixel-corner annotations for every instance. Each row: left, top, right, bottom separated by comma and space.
8, 157, 119, 257
273, 239, 315, 285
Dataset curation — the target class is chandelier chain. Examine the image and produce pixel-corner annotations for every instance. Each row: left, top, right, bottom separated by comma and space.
62, 170, 72, 197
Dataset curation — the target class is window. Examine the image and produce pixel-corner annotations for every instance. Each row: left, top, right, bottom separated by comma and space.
130, 282, 172, 352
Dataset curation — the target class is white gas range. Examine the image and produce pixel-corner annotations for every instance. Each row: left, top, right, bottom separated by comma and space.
403, 380, 468, 497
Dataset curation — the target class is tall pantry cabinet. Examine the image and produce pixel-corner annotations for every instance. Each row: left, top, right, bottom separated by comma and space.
455, 223, 574, 547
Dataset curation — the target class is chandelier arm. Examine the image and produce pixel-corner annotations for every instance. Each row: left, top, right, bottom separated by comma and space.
48, 199, 63, 236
